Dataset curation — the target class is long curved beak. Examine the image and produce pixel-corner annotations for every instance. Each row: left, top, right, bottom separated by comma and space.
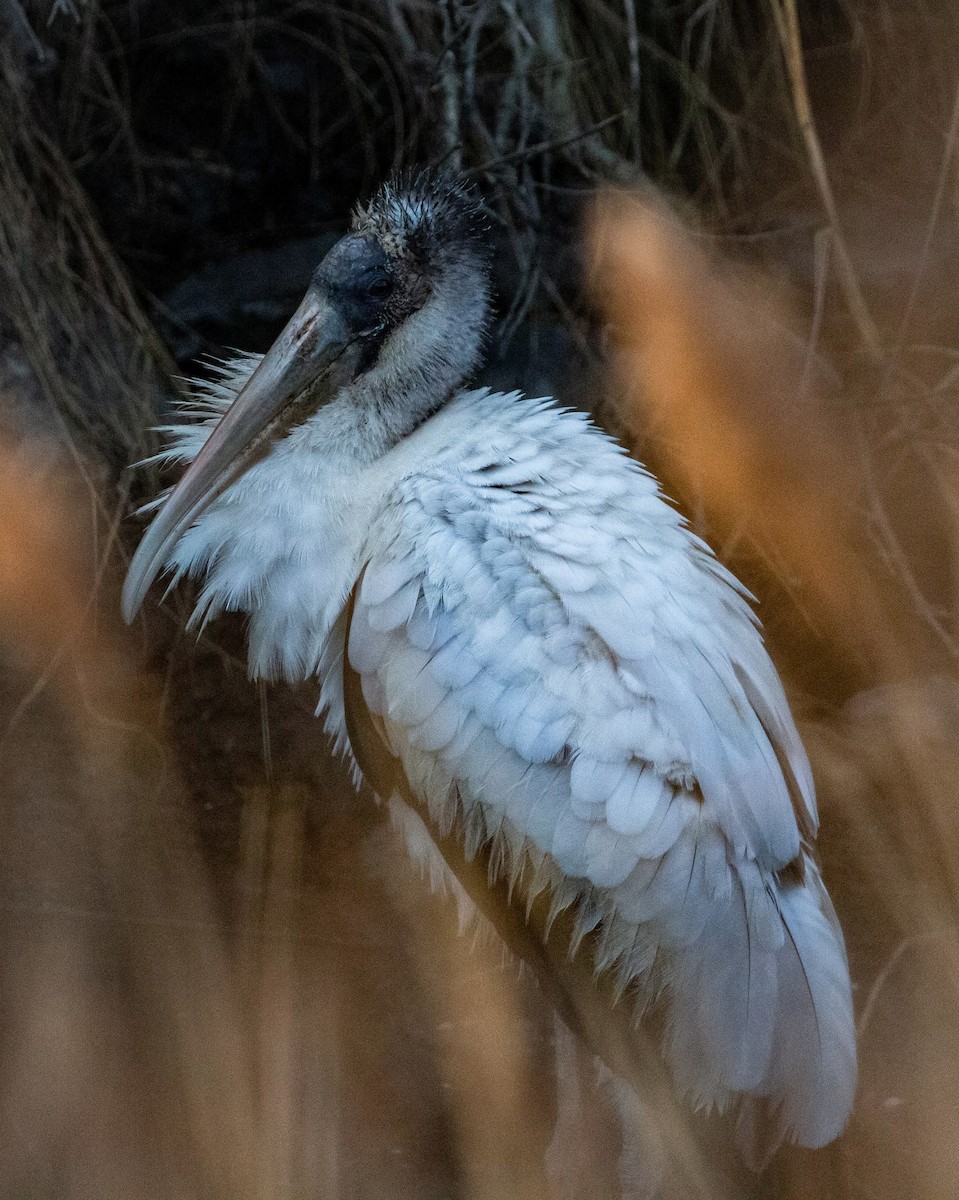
122, 290, 354, 623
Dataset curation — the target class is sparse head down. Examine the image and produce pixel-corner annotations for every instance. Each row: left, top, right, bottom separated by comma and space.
353, 170, 490, 271
122, 169, 492, 622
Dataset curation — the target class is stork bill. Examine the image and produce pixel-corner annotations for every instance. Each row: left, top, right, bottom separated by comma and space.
124, 170, 856, 1161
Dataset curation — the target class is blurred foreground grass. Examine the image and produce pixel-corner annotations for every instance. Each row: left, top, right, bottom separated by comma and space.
2, 0, 959, 1197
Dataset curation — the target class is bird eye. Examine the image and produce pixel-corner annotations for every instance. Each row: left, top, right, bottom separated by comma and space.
365, 276, 393, 300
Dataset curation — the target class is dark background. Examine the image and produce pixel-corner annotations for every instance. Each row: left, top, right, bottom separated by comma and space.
1, 2, 959, 1197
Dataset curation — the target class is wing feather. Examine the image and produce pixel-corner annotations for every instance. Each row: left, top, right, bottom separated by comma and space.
334, 398, 854, 1158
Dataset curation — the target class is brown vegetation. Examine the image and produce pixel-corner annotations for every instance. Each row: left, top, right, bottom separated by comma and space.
1, 0, 959, 1197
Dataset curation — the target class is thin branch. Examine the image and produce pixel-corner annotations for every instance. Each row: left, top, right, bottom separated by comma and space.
468, 113, 625, 174
769, 0, 884, 363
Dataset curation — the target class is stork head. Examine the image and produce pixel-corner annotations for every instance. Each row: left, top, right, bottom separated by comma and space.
122, 170, 490, 622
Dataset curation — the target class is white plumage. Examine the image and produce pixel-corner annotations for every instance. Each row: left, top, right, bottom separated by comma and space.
124, 171, 856, 1162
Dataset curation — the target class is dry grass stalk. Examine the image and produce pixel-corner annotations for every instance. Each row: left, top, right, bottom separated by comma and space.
768, 0, 884, 362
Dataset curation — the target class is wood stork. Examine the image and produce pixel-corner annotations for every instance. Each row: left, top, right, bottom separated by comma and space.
123, 170, 856, 1161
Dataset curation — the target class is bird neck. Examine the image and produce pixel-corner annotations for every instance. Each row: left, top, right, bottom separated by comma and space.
286, 373, 451, 469
301, 256, 489, 464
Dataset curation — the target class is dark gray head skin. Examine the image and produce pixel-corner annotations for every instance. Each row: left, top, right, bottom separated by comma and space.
122, 169, 492, 622
317, 237, 394, 345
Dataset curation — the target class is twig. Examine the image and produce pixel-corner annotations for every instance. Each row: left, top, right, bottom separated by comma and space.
622, 0, 641, 165
439, 0, 463, 171
469, 114, 625, 174
769, 0, 884, 363
891, 74, 959, 355
0, 0, 51, 68
857, 929, 959, 1038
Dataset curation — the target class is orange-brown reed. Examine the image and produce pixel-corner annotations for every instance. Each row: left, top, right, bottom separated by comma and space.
592, 186, 959, 1199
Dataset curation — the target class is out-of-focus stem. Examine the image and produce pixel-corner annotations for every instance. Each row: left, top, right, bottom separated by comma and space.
769, 0, 884, 363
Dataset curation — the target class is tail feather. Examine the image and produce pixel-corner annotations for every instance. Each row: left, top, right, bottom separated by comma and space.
666, 871, 778, 1105
657, 850, 855, 1157
762, 869, 857, 1148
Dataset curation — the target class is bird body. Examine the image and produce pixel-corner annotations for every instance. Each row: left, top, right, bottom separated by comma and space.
125, 172, 856, 1160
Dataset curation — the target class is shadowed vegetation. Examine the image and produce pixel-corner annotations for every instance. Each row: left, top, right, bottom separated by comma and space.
0, 0, 958, 1196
